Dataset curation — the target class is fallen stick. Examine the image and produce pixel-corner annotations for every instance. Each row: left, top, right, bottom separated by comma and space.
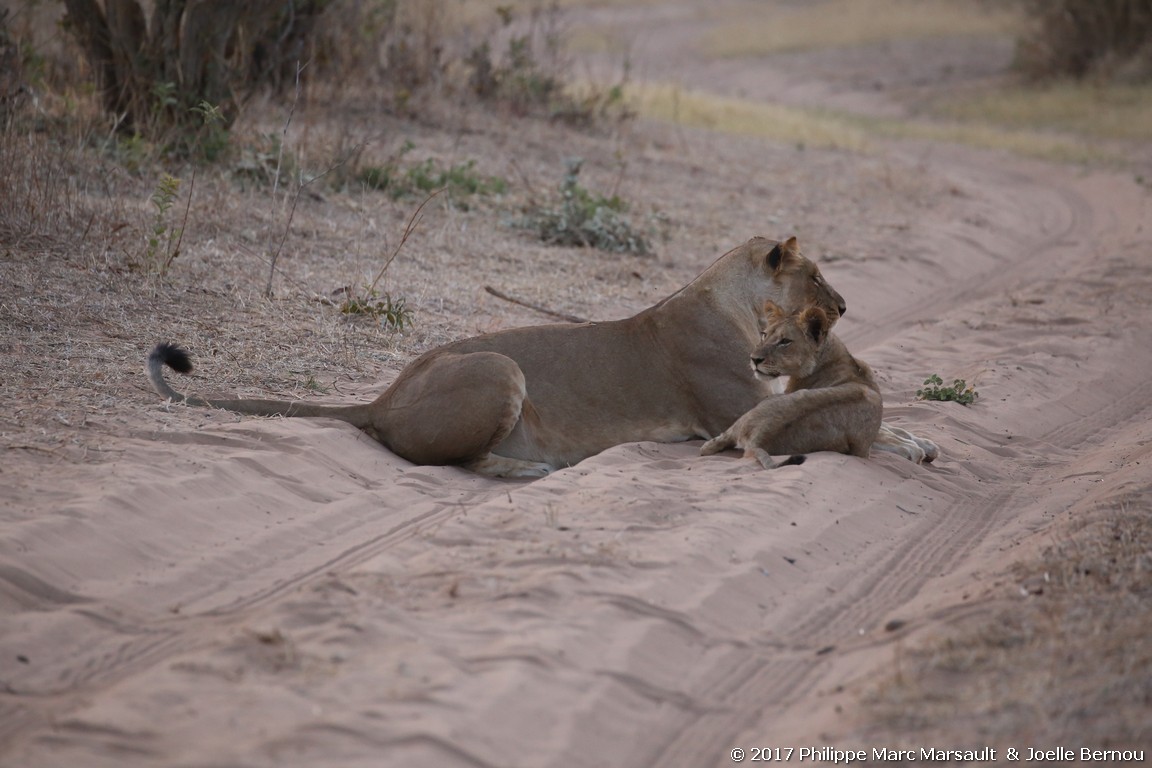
483, 286, 589, 324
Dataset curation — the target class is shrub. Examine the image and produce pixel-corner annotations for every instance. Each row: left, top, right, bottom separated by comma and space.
464, 2, 633, 126
517, 158, 650, 254
1016, 0, 1152, 81
466, 3, 565, 116
60, 0, 331, 155
142, 172, 185, 273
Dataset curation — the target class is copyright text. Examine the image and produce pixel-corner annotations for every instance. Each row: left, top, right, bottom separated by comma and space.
727, 746, 1145, 763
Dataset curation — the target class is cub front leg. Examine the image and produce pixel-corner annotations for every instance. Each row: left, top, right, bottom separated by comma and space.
699, 430, 738, 456
872, 422, 939, 464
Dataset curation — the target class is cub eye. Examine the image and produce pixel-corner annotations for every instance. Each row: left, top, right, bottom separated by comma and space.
759, 330, 768, 340
777, 338, 792, 348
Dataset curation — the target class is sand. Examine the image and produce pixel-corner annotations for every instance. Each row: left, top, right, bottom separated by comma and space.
3, 3, 1151, 766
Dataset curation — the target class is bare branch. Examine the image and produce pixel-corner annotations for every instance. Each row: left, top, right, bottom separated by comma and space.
483, 286, 588, 324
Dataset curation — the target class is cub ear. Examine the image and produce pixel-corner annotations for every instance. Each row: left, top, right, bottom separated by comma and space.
766, 236, 801, 273
761, 300, 785, 320
801, 306, 830, 344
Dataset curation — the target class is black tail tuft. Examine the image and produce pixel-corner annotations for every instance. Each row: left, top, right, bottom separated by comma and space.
152, 342, 193, 374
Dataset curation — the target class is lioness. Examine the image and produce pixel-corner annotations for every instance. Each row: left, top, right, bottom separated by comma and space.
148, 236, 847, 477
700, 301, 882, 467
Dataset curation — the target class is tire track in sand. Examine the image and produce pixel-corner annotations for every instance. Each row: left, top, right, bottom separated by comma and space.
844, 155, 1093, 353
625, 157, 1151, 768
0, 487, 494, 749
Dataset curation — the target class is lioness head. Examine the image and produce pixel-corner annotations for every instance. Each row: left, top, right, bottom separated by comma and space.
757, 236, 846, 323
750, 301, 832, 379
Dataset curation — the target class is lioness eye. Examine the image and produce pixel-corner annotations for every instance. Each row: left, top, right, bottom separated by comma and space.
778, 338, 792, 348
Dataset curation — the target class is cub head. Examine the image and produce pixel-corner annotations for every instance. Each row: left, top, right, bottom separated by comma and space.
759, 236, 846, 324
750, 301, 832, 380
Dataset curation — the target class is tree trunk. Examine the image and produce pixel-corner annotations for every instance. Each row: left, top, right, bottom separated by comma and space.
62, 1, 334, 139
62, 0, 120, 116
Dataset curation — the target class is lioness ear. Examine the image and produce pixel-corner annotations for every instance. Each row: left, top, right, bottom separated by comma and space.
802, 307, 830, 344
766, 236, 800, 273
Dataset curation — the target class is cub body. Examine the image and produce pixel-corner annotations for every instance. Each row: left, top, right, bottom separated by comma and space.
700, 302, 883, 467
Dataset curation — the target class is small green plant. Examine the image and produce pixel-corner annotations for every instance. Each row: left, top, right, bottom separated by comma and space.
301, 374, 330, 394
412, 159, 507, 198
356, 148, 506, 208
137, 87, 231, 163
917, 374, 978, 405
142, 173, 190, 273
189, 99, 229, 162
150, 81, 180, 119
354, 140, 412, 192
340, 289, 413, 331
357, 164, 393, 191
339, 190, 441, 332
518, 158, 650, 254
106, 99, 230, 167
108, 132, 152, 173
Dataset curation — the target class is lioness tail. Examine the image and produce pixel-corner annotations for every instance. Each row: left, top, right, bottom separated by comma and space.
145, 342, 377, 428
147, 342, 199, 403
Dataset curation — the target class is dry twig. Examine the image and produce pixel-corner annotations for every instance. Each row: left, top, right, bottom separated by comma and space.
483, 286, 588, 323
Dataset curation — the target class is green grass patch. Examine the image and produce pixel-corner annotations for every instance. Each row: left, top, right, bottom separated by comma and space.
357, 154, 507, 208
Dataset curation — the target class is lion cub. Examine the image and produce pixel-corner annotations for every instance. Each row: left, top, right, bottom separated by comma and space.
700, 301, 883, 468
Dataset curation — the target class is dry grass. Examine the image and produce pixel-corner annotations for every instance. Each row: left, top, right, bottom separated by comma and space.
626, 82, 1114, 165
567, 0, 1132, 165
627, 82, 871, 152
928, 81, 1152, 143
847, 111, 1117, 165
705, 0, 1019, 58
864, 499, 1152, 746
0, 132, 92, 251
1, 66, 928, 463
558, 0, 673, 8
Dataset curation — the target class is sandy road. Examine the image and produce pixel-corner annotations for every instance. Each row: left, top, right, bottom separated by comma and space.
3, 138, 1150, 766
4, 1, 1152, 762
